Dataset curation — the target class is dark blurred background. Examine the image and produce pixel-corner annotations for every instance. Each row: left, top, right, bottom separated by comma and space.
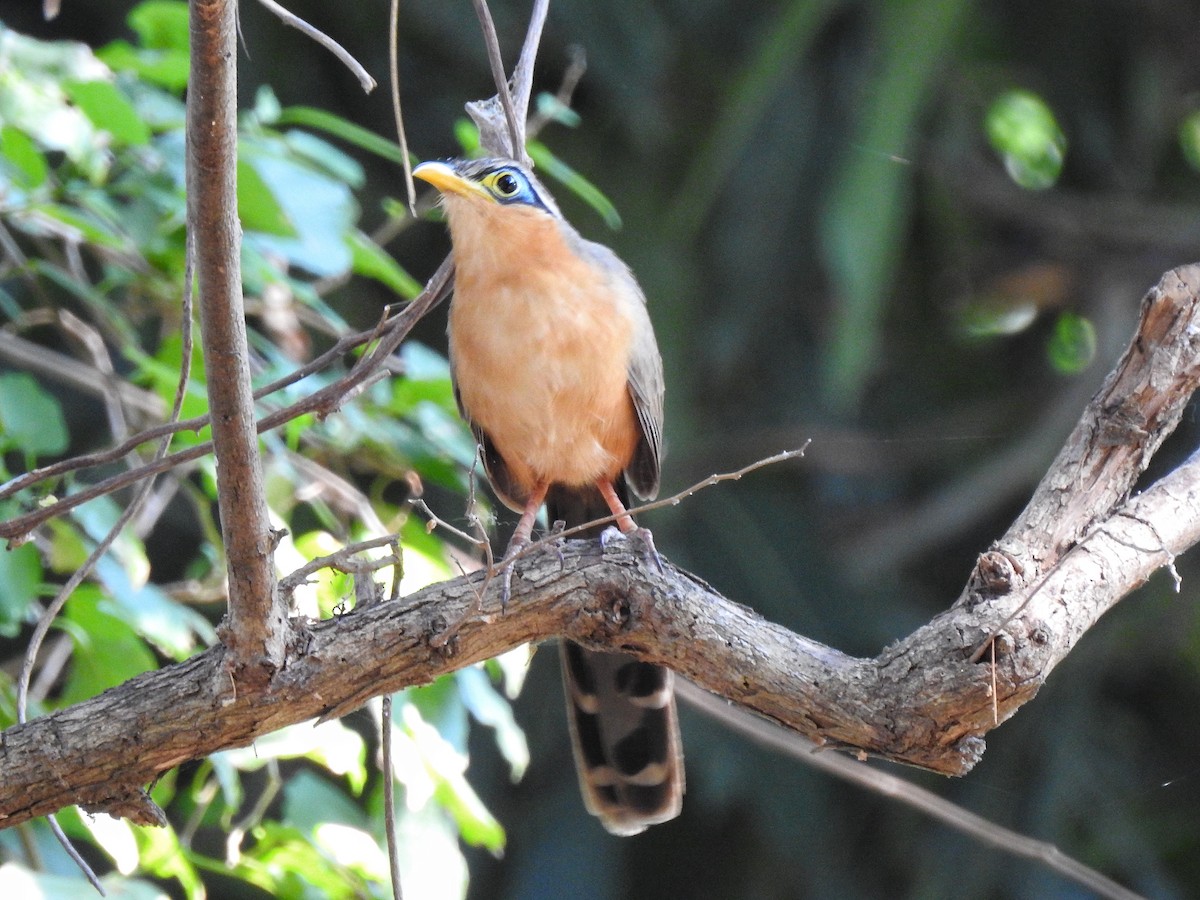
12, 0, 1200, 897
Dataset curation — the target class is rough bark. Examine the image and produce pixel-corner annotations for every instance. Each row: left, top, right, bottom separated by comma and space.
187, 0, 285, 675
1, 265, 1198, 829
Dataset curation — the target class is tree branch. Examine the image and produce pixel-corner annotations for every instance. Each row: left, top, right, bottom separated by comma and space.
188, 0, 286, 675
1, 239, 1197, 893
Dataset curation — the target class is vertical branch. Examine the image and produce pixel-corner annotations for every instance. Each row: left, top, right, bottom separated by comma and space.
470, 0, 524, 159
510, 0, 549, 126
187, 0, 287, 673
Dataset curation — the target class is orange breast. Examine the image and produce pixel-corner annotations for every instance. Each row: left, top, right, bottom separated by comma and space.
447, 205, 640, 507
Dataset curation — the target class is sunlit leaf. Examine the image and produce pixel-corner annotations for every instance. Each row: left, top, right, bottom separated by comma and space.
0, 124, 48, 188
0, 543, 41, 637
346, 229, 423, 298
64, 79, 150, 146
224, 721, 368, 794
284, 770, 370, 834
61, 587, 158, 706
276, 105, 408, 165
400, 702, 505, 851
284, 129, 364, 187
237, 157, 295, 237
0, 863, 170, 900
986, 89, 1066, 190
241, 145, 356, 276
1047, 311, 1097, 374
134, 825, 204, 900
128, 0, 191, 53
0, 372, 69, 456
81, 813, 139, 875
456, 666, 529, 778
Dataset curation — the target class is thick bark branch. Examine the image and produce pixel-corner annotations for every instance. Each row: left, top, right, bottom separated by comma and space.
1, 265, 1198, 829
187, 0, 285, 673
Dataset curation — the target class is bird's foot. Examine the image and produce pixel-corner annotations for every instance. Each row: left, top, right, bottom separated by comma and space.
631, 526, 665, 574
600, 524, 664, 573
496, 532, 530, 611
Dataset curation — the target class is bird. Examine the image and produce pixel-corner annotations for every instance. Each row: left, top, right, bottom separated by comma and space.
413, 157, 683, 835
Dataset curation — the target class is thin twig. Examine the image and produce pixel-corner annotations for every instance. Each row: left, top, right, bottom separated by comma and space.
679, 681, 1147, 900
278, 534, 404, 594
388, 0, 415, 214
0, 261, 455, 543
496, 444, 810, 571
47, 816, 104, 894
470, 0, 524, 158
254, 0, 376, 92
510, 0, 549, 126
526, 44, 586, 140
381, 697, 403, 900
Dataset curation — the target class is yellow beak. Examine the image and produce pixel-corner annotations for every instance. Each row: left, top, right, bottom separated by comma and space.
412, 161, 491, 201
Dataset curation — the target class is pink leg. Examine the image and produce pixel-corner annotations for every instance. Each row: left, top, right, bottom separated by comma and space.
596, 479, 636, 533
499, 481, 548, 609
596, 478, 662, 572
508, 481, 549, 554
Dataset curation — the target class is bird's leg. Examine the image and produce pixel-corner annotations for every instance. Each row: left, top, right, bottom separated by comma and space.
596, 479, 663, 572
499, 481, 549, 608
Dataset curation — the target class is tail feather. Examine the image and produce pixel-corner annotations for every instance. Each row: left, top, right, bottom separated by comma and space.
547, 484, 684, 835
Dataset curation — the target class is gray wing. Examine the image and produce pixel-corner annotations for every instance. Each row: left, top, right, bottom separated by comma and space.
573, 236, 664, 501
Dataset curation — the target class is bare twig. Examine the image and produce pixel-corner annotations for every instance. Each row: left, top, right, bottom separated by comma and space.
254, 0, 376, 93
0, 261, 454, 545
510, 0, 549, 127
381, 696, 403, 900
388, 0, 415, 213
496, 444, 810, 572
677, 682, 1146, 900
470, 0, 524, 159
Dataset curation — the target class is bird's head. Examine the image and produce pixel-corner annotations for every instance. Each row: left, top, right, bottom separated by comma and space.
413, 158, 560, 218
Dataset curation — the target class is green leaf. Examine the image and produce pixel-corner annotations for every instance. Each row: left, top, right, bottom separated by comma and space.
284, 129, 364, 188
275, 106, 408, 165
237, 157, 296, 236
986, 89, 1067, 190
0, 125, 48, 188
1047, 312, 1097, 374
64, 79, 151, 147
97, 40, 189, 94
535, 91, 581, 127
456, 666, 529, 779
0, 372, 69, 457
128, 0, 191, 53
0, 544, 42, 637
61, 587, 158, 706
1180, 110, 1200, 173
240, 145, 356, 276
527, 140, 622, 230
19, 203, 127, 248
283, 770, 369, 834
819, 0, 972, 412
346, 229, 422, 298
453, 118, 482, 156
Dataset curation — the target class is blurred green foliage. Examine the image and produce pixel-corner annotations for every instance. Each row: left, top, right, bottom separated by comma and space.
0, 4, 526, 897
2, 0, 1200, 899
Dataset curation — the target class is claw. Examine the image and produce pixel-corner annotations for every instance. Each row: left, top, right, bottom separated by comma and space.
632, 526, 664, 574
498, 531, 529, 611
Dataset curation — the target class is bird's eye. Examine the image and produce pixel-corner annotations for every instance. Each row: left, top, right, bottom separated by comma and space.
492, 172, 520, 197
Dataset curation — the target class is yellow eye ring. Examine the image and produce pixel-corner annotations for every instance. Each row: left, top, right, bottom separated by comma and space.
489, 170, 521, 198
